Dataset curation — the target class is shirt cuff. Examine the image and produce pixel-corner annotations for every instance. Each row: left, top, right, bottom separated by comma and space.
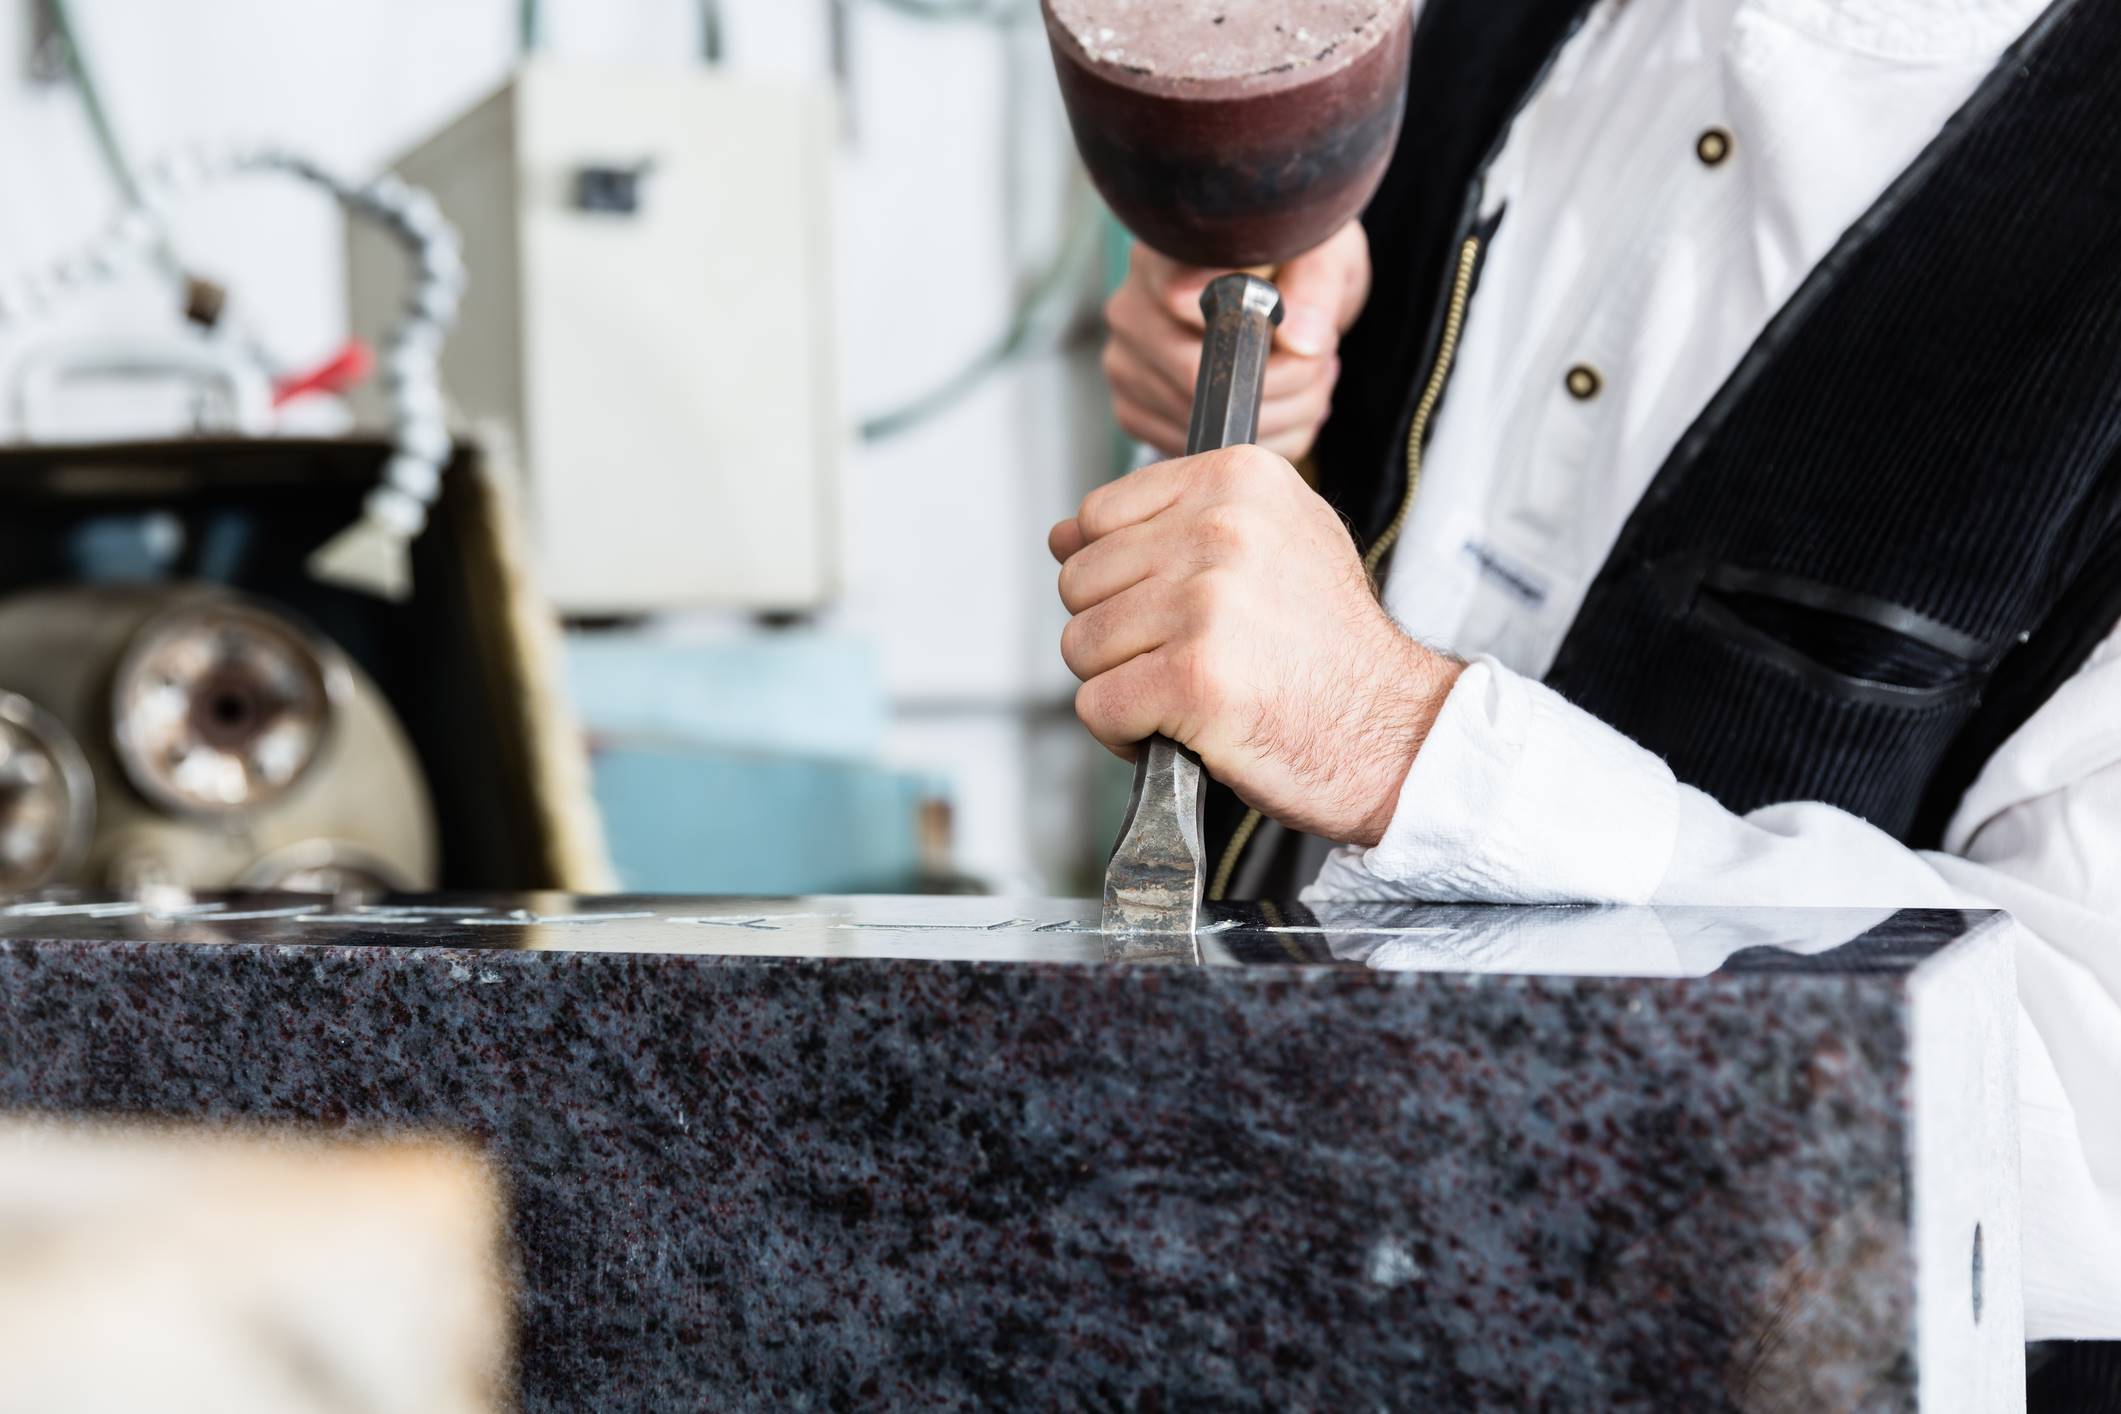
1309, 657, 1683, 905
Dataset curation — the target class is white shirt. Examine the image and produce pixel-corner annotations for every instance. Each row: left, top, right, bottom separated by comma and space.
1304, 0, 2121, 1340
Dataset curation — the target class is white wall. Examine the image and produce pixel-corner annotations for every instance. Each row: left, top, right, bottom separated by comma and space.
0, 0, 1121, 896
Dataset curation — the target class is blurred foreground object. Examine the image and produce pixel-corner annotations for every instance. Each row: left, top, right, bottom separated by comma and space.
349, 63, 841, 617
0, 437, 614, 896
0, 1119, 509, 1414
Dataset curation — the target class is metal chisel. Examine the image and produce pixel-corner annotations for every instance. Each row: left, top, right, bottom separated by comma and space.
1102, 273, 1283, 936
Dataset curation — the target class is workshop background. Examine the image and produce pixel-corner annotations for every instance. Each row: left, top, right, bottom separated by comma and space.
0, 0, 1126, 900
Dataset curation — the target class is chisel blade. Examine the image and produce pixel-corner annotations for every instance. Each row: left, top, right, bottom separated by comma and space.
1101, 736, 1206, 935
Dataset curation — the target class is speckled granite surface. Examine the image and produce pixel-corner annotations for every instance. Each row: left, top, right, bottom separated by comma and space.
0, 896, 2020, 1410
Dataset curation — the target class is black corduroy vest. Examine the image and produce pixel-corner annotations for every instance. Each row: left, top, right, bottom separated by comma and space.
1216, 0, 2121, 898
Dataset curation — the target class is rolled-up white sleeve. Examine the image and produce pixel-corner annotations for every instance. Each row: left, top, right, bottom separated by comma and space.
1313, 658, 1681, 906
1306, 634, 2121, 1340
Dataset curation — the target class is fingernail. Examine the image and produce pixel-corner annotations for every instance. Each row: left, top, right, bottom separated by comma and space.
1280, 306, 1335, 357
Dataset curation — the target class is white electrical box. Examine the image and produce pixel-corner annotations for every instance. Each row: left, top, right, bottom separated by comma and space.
348, 63, 841, 616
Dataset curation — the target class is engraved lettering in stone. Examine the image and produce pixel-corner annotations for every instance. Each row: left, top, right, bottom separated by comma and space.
6, 900, 237, 921
4, 901, 146, 919
454, 910, 658, 927
837, 918, 1038, 934
1264, 925, 1454, 937
358, 904, 494, 917
668, 913, 849, 930
199, 905, 326, 922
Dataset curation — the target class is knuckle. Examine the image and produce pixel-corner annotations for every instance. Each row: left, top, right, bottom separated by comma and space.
1180, 569, 1229, 626
1153, 351, 1187, 396
1192, 449, 1243, 492
1328, 222, 1367, 269
1102, 286, 1133, 329
1073, 678, 1100, 730
1056, 556, 1086, 609
1270, 352, 1321, 390
1274, 430, 1319, 462
1171, 642, 1223, 716
1059, 612, 1094, 673
1193, 503, 1251, 557
1075, 676, 1120, 738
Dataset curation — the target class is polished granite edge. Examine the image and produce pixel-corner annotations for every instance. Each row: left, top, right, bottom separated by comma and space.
0, 893, 2004, 978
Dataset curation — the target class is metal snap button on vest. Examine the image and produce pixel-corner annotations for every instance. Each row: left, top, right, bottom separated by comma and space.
1565, 364, 1603, 400
1697, 128, 1734, 166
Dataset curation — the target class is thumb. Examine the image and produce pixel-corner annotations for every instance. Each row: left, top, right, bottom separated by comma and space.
1273, 224, 1368, 358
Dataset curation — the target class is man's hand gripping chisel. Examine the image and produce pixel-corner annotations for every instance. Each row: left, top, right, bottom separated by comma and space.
1036, 0, 1415, 934
1100, 278, 1282, 936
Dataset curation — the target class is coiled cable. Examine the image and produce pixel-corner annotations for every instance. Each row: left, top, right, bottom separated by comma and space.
0, 143, 464, 600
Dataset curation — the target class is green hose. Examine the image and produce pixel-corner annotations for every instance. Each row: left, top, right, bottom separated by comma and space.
45, 0, 143, 207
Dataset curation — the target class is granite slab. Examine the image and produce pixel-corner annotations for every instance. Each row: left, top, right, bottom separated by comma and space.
0, 895, 2022, 1411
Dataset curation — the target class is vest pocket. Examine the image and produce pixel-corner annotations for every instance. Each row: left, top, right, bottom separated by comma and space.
1651, 555, 1994, 708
